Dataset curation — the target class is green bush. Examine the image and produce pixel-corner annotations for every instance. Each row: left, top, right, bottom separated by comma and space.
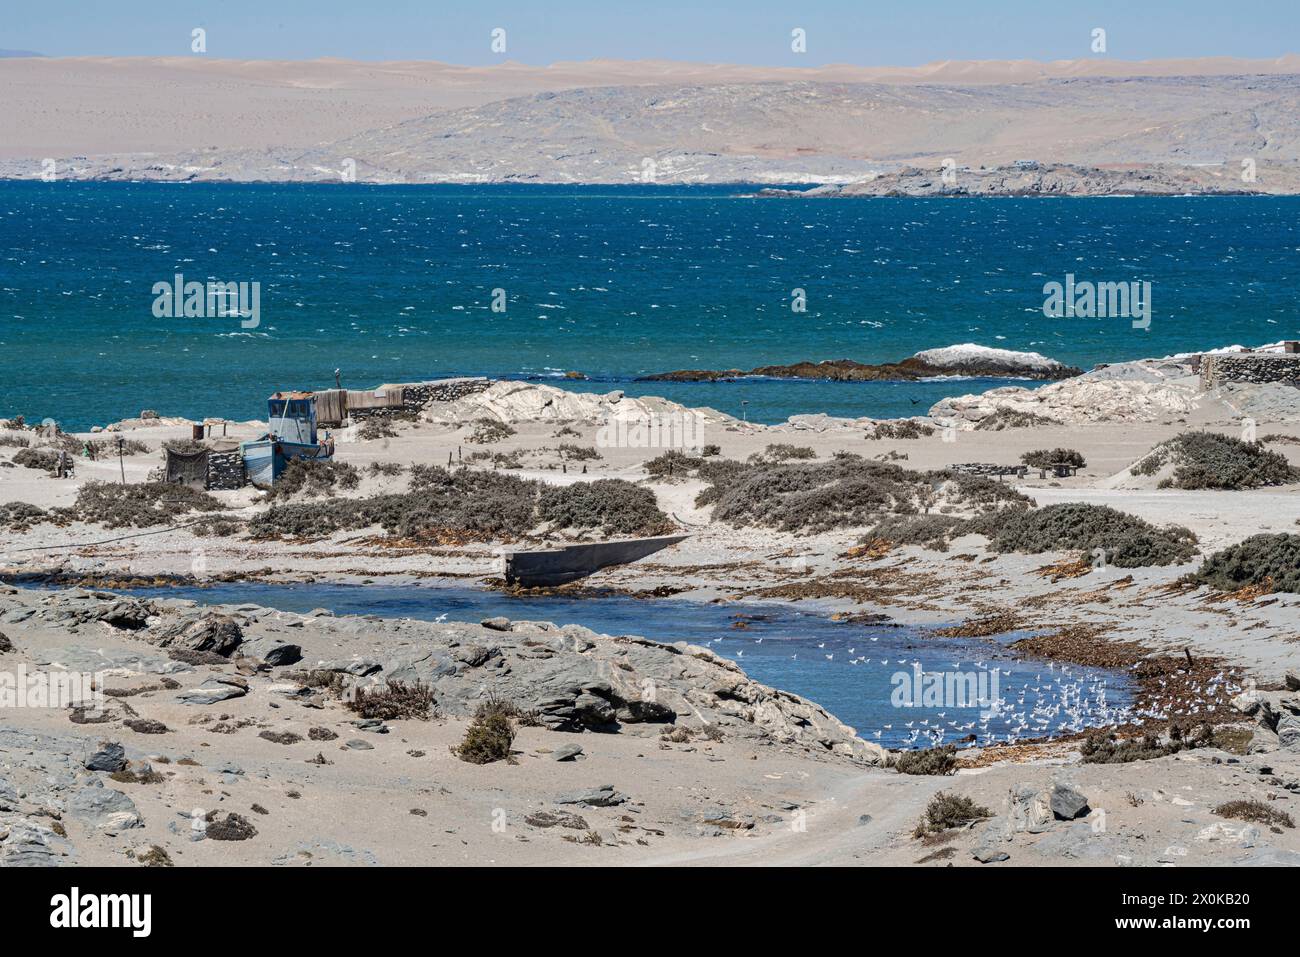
871, 420, 935, 440
894, 745, 958, 775
1194, 533, 1300, 593
912, 791, 992, 837
266, 459, 361, 500
981, 502, 1197, 567
467, 418, 516, 444
0, 501, 50, 530
1020, 448, 1086, 469
67, 481, 224, 529
973, 408, 1059, 431
701, 455, 1027, 534
12, 448, 59, 472
1213, 799, 1294, 829
866, 514, 965, 551
1136, 431, 1299, 490
537, 479, 670, 536
556, 443, 601, 462
453, 698, 517, 764
748, 443, 816, 463
348, 680, 437, 721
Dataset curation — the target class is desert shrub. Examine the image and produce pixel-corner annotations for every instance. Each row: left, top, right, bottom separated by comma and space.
893, 744, 957, 776
0, 501, 50, 530
1213, 799, 1294, 829
538, 479, 670, 536
1021, 448, 1086, 469
1135, 431, 1299, 490
872, 420, 935, 440
557, 443, 601, 462
1081, 722, 1215, 764
1194, 533, 1300, 593
347, 680, 437, 721
453, 698, 517, 764
265, 459, 361, 500
87, 437, 151, 457
980, 502, 1197, 567
0, 434, 30, 448
467, 449, 526, 469
645, 449, 705, 480
137, 845, 173, 867
749, 443, 816, 464
973, 408, 1059, 430
67, 481, 224, 529
357, 419, 398, 441
12, 448, 59, 472
250, 467, 541, 540
205, 811, 257, 841
467, 418, 516, 444
701, 443, 721, 456
932, 471, 1032, 510
701, 455, 1026, 534
912, 791, 992, 837
866, 514, 965, 551
367, 461, 404, 477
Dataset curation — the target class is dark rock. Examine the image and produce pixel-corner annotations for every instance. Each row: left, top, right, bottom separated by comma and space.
555, 784, 626, 807
452, 644, 499, 668
616, 699, 677, 724
68, 785, 142, 830
123, 718, 169, 734
156, 613, 243, 656
84, 741, 126, 772
481, 616, 512, 631
177, 678, 248, 706
552, 744, 584, 762
343, 739, 374, 750
239, 636, 302, 666
0, 630, 12, 653
1050, 782, 1090, 820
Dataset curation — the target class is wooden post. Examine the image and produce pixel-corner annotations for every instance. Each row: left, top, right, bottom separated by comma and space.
117, 436, 126, 484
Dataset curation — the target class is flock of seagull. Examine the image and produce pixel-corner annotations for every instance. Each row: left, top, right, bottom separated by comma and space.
704, 630, 1244, 750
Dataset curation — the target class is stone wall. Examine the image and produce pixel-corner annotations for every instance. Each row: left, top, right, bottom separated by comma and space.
1201, 354, 1300, 389
206, 450, 245, 490
347, 378, 492, 422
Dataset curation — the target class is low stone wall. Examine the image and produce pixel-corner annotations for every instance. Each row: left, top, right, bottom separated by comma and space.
348, 378, 492, 422
1201, 354, 1300, 388
206, 450, 245, 490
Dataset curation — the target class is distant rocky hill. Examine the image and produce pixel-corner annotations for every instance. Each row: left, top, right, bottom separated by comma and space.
3, 59, 1300, 191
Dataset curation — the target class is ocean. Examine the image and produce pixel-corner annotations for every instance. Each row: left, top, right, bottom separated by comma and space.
2, 182, 1298, 430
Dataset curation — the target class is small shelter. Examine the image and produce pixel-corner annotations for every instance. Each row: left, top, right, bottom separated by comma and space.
163, 446, 209, 488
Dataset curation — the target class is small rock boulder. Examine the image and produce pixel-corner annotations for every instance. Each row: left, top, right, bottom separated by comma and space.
69, 785, 142, 830
1049, 782, 1090, 820
239, 636, 302, 666
156, 613, 243, 656
551, 744, 584, 762
84, 741, 127, 772
555, 784, 626, 807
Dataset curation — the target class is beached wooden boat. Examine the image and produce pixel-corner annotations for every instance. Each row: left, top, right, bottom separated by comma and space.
502, 534, 690, 587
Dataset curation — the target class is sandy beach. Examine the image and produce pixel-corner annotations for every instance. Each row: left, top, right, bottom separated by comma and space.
3, 344, 1300, 868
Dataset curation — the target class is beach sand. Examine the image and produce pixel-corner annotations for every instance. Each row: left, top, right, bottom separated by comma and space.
2, 359, 1300, 867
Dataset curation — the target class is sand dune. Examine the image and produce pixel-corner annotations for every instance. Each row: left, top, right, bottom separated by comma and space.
4, 54, 1300, 186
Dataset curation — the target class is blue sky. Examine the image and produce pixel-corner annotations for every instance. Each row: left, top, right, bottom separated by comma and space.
5, 0, 1297, 64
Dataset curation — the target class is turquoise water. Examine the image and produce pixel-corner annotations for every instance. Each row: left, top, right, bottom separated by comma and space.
2, 182, 1298, 429
120, 580, 1133, 749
